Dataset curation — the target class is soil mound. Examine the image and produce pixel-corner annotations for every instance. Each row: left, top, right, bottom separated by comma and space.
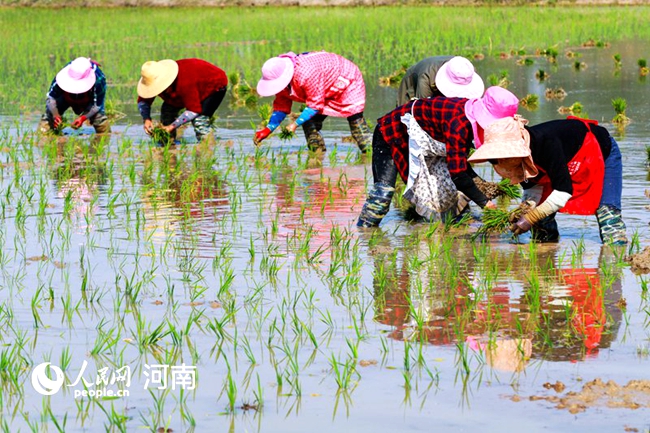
627, 246, 650, 274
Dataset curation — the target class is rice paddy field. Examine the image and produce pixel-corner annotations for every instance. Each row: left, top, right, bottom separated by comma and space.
1, 5, 650, 433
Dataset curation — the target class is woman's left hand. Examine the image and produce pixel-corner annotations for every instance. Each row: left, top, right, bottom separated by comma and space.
163, 124, 175, 133
286, 123, 298, 133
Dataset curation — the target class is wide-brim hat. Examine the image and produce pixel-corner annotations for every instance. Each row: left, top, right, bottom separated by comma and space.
435, 56, 485, 99
256, 57, 294, 97
468, 115, 538, 184
56, 57, 96, 94
137, 60, 179, 99
465, 86, 520, 147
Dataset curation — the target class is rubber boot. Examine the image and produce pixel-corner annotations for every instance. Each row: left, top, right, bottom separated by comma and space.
91, 113, 111, 134
192, 115, 212, 142
357, 183, 395, 227
302, 120, 326, 152
596, 204, 627, 245
348, 116, 371, 153
531, 214, 560, 242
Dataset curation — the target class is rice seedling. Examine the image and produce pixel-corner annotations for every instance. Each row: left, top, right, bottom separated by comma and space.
515, 57, 535, 66
520, 94, 539, 110
278, 126, 296, 141
612, 97, 630, 125
535, 69, 550, 81
613, 53, 623, 68
541, 46, 559, 63
476, 201, 533, 236
487, 70, 510, 88
378, 63, 409, 87
573, 61, 587, 71
638, 59, 649, 76
544, 88, 566, 103
557, 102, 585, 117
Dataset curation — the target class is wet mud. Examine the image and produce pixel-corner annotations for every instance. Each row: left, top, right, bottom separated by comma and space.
513, 378, 650, 414
627, 246, 650, 274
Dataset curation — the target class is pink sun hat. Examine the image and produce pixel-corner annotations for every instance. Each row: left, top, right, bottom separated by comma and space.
256, 55, 295, 97
464, 86, 519, 147
56, 57, 96, 94
434, 56, 485, 99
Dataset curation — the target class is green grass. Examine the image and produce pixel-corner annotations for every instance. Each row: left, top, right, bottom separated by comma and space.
2, 6, 650, 114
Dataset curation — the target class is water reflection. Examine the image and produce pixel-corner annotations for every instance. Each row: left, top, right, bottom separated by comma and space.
372, 240, 623, 370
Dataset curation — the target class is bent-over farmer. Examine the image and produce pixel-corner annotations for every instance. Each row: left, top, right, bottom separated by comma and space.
254, 51, 371, 153
40, 57, 110, 134
137, 58, 228, 142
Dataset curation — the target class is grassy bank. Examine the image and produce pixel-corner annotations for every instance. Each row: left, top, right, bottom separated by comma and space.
1, 6, 649, 114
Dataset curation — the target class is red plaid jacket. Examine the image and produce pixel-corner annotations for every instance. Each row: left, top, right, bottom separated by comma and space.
377, 97, 472, 182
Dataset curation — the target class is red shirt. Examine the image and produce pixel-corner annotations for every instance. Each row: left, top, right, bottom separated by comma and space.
138, 58, 227, 114
378, 97, 472, 182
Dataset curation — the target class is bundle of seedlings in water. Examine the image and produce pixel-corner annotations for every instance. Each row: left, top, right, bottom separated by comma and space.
638, 59, 649, 76
151, 127, 173, 146
558, 102, 585, 117
475, 201, 534, 236
545, 87, 567, 101
516, 57, 535, 66
520, 94, 539, 110
613, 53, 622, 68
535, 69, 549, 81
541, 46, 559, 63
278, 126, 295, 141
574, 61, 587, 71
487, 70, 510, 88
379, 63, 409, 87
229, 71, 258, 108
612, 97, 630, 125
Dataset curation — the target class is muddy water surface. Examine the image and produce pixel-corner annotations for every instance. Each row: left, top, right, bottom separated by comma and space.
0, 41, 649, 432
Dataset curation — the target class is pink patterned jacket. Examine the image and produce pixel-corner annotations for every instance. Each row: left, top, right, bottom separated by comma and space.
272, 51, 366, 118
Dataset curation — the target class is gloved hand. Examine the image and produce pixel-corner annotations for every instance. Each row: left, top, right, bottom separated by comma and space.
53, 116, 62, 129
71, 115, 87, 129
510, 207, 545, 235
143, 119, 154, 136
254, 127, 272, 146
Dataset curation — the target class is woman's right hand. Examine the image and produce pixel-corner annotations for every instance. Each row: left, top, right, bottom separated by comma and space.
254, 127, 272, 146
484, 200, 497, 210
143, 119, 154, 135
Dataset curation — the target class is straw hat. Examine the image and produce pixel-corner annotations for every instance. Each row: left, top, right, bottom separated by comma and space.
465, 86, 520, 147
434, 56, 484, 99
137, 60, 179, 99
256, 56, 295, 97
56, 57, 96, 94
468, 115, 538, 184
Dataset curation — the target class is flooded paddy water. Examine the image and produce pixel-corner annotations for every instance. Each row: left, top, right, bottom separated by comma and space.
1, 30, 650, 433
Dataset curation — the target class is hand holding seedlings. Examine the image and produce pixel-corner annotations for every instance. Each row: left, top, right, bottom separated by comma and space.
285, 123, 298, 134
143, 119, 154, 135
53, 115, 63, 129
279, 125, 296, 140
71, 115, 87, 129
254, 127, 272, 146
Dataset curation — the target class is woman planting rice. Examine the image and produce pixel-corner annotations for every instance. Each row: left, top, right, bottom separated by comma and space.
356, 86, 520, 227
40, 57, 110, 134
253, 51, 371, 153
396, 56, 484, 106
137, 58, 228, 143
468, 115, 627, 245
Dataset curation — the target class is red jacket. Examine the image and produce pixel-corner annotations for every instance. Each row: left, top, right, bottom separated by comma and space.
138, 58, 227, 114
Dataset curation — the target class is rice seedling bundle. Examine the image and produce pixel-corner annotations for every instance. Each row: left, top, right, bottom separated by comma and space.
279, 126, 296, 141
